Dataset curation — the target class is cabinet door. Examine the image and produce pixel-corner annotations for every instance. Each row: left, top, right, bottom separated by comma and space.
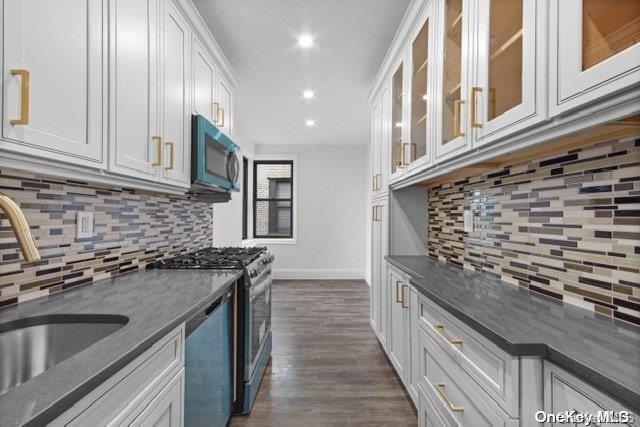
217, 78, 233, 136
2, 0, 104, 164
370, 202, 380, 334
379, 85, 392, 191
192, 39, 218, 123
406, 285, 419, 405
473, 0, 545, 147
434, 0, 473, 160
371, 98, 382, 194
132, 369, 184, 427
109, 0, 160, 178
160, 0, 191, 185
390, 63, 406, 181
407, 4, 436, 174
551, 0, 640, 115
387, 268, 406, 380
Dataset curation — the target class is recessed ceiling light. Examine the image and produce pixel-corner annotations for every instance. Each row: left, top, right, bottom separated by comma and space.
395, 122, 403, 127
303, 90, 315, 99
298, 34, 314, 48
305, 119, 316, 127
422, 94, 428, 100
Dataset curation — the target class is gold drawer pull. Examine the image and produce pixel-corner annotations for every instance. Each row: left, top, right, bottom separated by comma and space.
164, 141, 174, 170
372, 175, 376, 191
434, 383, 464, 412
10, 69, 30, 125
402, 284, 409, 308
434, 324, 462, 345
376, 173, 381, 190
152, 136, 162, 166
212, 102, 220, 124
396, 280, 403, 303
470, 87, 482, 128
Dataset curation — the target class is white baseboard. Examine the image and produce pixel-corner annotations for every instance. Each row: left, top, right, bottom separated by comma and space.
272, 269, 365, 280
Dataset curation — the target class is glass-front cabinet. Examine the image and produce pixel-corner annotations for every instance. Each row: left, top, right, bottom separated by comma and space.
405, 3, 435, 173
551, 0, 640, 114
390, 63, 404, 179
472, 0, 544, 147
434, 0, 472, 160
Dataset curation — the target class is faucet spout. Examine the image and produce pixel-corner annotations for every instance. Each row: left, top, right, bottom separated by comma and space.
0, 191, 40, 262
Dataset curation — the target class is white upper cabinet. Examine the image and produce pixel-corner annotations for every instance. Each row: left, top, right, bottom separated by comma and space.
371, 97, 382, 194
434, 0, 473, 160
161, 0, 192, 185
217, 78, 233, 136
192, 39, 218, 124
472, 0, 547, 147
109, 0, 160, 179
406, 3, 435, 173
2, 0, 104, 165
550, 0, 640, 115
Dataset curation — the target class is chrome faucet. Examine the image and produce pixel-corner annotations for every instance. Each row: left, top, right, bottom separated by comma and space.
0, 191, 40, 262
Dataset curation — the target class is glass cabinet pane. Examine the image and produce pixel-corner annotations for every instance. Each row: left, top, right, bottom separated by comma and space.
442, 0, 463, 145
411, 19, 429, 163
582, 0, 640, 71
391, 65, 403, 173
488, 0, 523, 120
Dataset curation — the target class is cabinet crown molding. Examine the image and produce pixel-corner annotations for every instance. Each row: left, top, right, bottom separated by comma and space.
177, 0, 239, 87
366, 0, 428, 104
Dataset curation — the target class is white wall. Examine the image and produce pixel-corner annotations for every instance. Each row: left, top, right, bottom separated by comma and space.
254, 144, 367, 280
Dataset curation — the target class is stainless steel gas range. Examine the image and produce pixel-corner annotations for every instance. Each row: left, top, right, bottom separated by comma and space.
149, 247, 273, 417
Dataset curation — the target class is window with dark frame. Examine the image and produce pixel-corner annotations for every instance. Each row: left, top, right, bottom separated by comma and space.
242, 156, 248, 240
253, 160, 293, 239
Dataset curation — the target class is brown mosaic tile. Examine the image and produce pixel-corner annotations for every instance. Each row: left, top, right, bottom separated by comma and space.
428, 136, 640, 325
0, 167, 213, 308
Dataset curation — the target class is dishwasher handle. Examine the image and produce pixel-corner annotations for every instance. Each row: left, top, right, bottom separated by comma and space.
185, 289, 232, 337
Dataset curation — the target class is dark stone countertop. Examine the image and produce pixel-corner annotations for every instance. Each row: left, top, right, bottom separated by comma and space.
0, 268, 243, 427
386, 255, 640, 412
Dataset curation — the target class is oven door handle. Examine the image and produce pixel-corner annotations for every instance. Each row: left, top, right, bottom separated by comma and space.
250, 275, 272, 301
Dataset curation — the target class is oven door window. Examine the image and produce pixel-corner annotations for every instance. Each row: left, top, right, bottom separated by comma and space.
205, 134, 232, 181
249, 273, 272, 373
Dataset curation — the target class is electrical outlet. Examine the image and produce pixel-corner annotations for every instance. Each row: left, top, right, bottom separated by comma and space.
463, 209, 474, 233
76, 211, 94, 238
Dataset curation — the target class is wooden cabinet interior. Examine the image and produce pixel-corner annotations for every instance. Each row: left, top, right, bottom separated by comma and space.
488, 0, 523, 121
582, 0, 640, 71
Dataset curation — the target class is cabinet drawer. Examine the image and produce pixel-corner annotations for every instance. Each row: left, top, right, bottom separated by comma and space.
418, 328, 517, 427
419, 384, 447, 427
544, 362, 637, 426
66, 325, 184, 425
417, 294, 518, 417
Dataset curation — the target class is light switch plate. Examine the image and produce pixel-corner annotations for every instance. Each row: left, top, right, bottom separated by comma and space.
463, 209, 473, 233
76, 211, 94, 238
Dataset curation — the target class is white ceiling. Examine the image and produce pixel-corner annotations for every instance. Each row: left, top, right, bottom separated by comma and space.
193, 0, 411, 146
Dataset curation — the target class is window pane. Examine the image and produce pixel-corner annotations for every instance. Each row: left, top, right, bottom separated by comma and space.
582, 0, 640, 71
411, 18, 429, 163
256, 163, 292, 198
255, 200, 292, 237
442, 0, 463, 145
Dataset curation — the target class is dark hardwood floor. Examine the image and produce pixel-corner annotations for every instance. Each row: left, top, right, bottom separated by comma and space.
230, 279, 418, 426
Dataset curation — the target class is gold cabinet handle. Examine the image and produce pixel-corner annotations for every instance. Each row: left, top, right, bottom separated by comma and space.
372, 175, 377, 191
434, 383, 464, 412
164, 141, 174, 170
402, 142, 417, 164
396, 280, 403, 303
376, 173, 381, 190
212, 102, 220, 124
401, 284, 409, 308
395, 146, 404, 168
434, 324, 462, 345
453, 100, 465, 138
10, 69, 30, 125
372, 205, 379, 221
471, 87, 482, 128
219, 107, 225, 127
152, 136, 162, 166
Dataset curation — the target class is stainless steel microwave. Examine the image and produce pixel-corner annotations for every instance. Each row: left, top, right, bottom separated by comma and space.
191, 115, 240, 197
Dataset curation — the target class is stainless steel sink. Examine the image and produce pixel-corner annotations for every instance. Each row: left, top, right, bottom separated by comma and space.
0, 314, 128, 395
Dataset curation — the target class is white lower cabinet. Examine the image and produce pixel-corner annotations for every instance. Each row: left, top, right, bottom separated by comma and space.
543, 362, 637, 427
378, 266, 639, 426
370, 198, 388, 347
51, 324, 185, 426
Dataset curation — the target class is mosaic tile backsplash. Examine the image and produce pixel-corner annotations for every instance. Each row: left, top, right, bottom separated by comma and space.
0, 168, 213, 308
428, 136, 640, 325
